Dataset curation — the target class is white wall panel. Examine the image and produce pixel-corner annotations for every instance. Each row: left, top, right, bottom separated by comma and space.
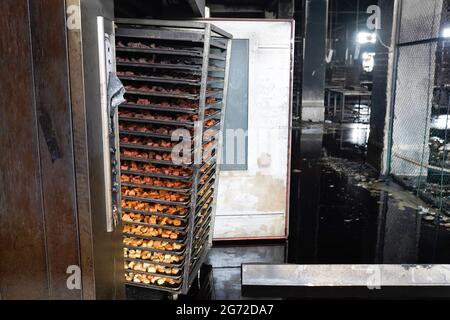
207, 20, 294, 239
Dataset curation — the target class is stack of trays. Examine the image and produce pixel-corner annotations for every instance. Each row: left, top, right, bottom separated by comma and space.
116, 19, 232, 295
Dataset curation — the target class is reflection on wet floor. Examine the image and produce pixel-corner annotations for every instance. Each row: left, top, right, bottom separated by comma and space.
185, 245, 286, 300
288, 123, 450, 265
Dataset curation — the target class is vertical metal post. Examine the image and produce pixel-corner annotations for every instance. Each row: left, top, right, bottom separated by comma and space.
97, 17, 113, 232
385, 0, 402, 177
334, 92, 338, 117
209, 38, 232, 245
182, 24, 211, 295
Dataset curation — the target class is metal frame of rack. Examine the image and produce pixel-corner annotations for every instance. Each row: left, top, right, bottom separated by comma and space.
115, 19, 232, 297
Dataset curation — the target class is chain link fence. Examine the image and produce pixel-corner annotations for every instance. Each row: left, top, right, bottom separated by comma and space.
390, 0, 450, 219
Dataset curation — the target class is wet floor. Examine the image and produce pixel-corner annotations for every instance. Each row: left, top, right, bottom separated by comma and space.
288, 123, 450, 265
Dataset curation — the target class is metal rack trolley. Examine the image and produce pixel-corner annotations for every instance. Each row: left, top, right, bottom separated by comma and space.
115, 19, 232, 297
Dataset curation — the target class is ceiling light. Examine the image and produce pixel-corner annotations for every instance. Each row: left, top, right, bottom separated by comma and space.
357, 32, 376, 44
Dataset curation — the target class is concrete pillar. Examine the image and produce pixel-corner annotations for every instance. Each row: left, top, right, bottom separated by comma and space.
366, 0, 396, 173
301, 0, 328, 122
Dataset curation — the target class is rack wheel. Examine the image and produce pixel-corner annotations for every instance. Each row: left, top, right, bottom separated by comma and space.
169, 294, 179, 301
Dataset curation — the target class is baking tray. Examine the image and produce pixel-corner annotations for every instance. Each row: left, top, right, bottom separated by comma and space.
197, 194, 213, 214
121, 181, 191, 194
194, 213, 212, 236
122, 195, 190, 207
189, 240, 209, 273
116, 46, 204, 58
203, 122, 221, 135
201, 155, 217, 171
120, 155, 192, 168
191, 232, 210, 257
119, 129, 191, 141
120, 102, 198, 114
124, 256, 185, 270
201, 149, 217, 165
117, 24, 228, 50
114, 75, 222, 89
122, 207, 189, 222
119, 115, 195, 127
208, 65, 226, 72
125, 88, 200, 100
124, 264, 183, 280
200, 158, 216, 172
191, 227, 210, 254
194, 207, 212, 230
204, 110, 222, 122
197, 163, 216, 184
116, 21, 226, 41
194, 216, 212, 238
120, 98, 223, 112
196, 198, 213, 214
117, 61, 202, 72
211, 38, 228, 50
192, 229, 210, 256
119, 74, 201, 86
197, 177, 215, 198
116, 26, 205, 44
190, 247, 208, 269
118, 61, 224, 73
123, 243, 187, 257
203, 131, 219, 145
196, 188, 214, 210
196, 198, 213, 217
118, 75, 200, 86
122, 218, 188, 233
121, 168, 193, 182
193, 211, 212, 234
120, 142, 178, 153
124, 267, 182, 281
206, 100, 223, 110
205, 90, 223, 99
196, 204, 213, 221
121, 110, 221, 130
198, 163, 216, 184
209, 53, 226, 61
123, 231, 187, 244
202, 141, 218, 156
120, 142, 195, 155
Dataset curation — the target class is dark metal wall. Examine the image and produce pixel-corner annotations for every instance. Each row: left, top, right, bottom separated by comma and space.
0, 0, 125, 300
0, 0, 81, 299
